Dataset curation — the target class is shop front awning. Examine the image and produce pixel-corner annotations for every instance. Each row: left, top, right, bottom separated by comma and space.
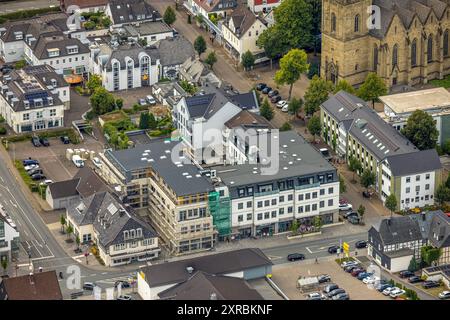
64, 74, 83, 84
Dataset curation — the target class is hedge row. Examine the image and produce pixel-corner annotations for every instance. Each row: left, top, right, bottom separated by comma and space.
14, 160, 38, 192
4, 128, 80, 144
0, 7, 61, 24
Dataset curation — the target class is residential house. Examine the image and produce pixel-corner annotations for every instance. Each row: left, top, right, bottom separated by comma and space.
187, 0, 237, 19
428, 211, 450, 265
222, 5, 268, 62
118, 20, 174, 46
320, 91, 443, 209
151, 81, 187, 109
60, 0, 109, 13
105, 0, 161, 28
98, 139, 216, 256
90, 41, 160, 91
46, 166, 109, 209
0, 271, 62, 300
179, 56, 221, 87
137, 248, 272, 300
0, 209, 20, 263
379, 88, 450, 145
66, 191, 160, 266
0, 67, 65, 133
247, 0, 283, 13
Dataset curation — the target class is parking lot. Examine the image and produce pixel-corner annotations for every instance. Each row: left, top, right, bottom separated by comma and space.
271, 258, 390, 300
9, 135, 104, 182
113, 87, 156, 109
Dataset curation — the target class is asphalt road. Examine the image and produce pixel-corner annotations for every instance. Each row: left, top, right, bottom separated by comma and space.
0, 0, 59, 14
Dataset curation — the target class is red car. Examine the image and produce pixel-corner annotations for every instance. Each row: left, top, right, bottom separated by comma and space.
351, 268, 365, 277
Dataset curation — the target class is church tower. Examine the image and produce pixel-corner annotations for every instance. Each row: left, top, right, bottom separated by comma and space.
320, 0, 372, 86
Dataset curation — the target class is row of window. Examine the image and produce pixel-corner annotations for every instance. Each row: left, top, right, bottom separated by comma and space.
403, 195, 433, 204
113, 238, 155, 251
405, 174, 430, 183
22, 109, 57, 121
48, 55, 85, 65
179, 207, 207, 221
180, 223, 211, 234
405, 184, 430, 193
123, 228, 142, 240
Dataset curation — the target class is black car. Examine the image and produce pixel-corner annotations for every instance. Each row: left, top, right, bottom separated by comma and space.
39, 137, 50, 146
23, 159, 39, 166
83, 282, 95, 290
362, 190, 374, 198
318, 274, 331, 283
28, 168, 43, 176
31, 173, 46, 181
268, 90, 279, 98
60, 136, 70, 144
271, 95, 282, 103
399, 270, 415, 278
327, 288, 346, 298
408, 276, 422, 284
422, 281, 440, 289
31, 136, 41, 147
287, 253, 305, 261
261, 87, 272, 94
256, 83, 267, 91
328, 245, 342, 254
355, 240, 367, 249
114, 280, 131, 288
343, 211, 358, 219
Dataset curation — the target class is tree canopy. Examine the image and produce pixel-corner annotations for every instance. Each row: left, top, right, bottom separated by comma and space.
304, 75, 333, 116
241, 50, 255, 71
307, 115, 321, 139
357, 72, 388, 108
194, 36, 207, 57
260, 98, 274, 121
274, 48, 309, 100
385, 194, 398, 215
163, 6, 176, 26
90, 87, 116, 115
401, 109, 439, 150
360, 169, 376, 190
421, 245, 442, 266
205, 51, 217, 69
288, 97, 303, 117
333, 79, 356, 95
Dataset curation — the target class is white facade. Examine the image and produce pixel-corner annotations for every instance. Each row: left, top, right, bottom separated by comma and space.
247, 0, 283, 13
0, 39, 25, 63
0, 211, 20, 262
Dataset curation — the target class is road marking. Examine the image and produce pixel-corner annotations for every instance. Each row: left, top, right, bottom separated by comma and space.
101, 272, 108, 275
9, 199, 17, 207
268, 255, 282, 260
306, 247, 312, 253
31, 255, 55, 262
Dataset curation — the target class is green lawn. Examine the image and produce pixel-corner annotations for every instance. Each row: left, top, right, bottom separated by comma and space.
430, 76, 450, 88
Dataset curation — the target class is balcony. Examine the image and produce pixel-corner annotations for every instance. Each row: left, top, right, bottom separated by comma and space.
295, 182, 320, 191
254, 189, 280, 197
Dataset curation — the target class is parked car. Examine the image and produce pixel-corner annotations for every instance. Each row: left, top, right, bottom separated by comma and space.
270, 95, 282, 103
327, 288, 346, 298
351, 268, 365, 277
339, 203, 353, 211
399, 270, 415, 278
39, 137, 50, 146
377, 284, 392, 292
83, 282, 95, 290
332, 292, 349, 300
348, 215, 360, 225
438, 291, 450, 299
268, 89, 279, 97
307, 292, 326, 300
256, 83, 267, 91
281, 104, 289, 112
422, 280, 440, 289
382, 287, 397, 295
114, 280, 131, 289
323, 283, 339, 294
344, 265, 359, 273
408, 276, 422, 284
146, 95, 156, 105
92, 157, 102, 168
390, 288, 406, 298
138, 98, 147, 106
362, 190, 374, 198
357, 272, 373, 280
39, 179, 53, 186
355, 240, 367, 249
117, 295, 132, 300
363, 276, 380, 284
343, 211, 359, 219
340, 260, 358, 268
31, 173, 46, 181
328, 245, 342, 254
60, 136, 70, 144
24, 164, 39, 171
287, 253, 305, 261
276, 100, 287, 108
28, 168, 43, 176
23, 159, 39, 166
261, 87, 272, 94
31, 136, 41, 147
317, 274, 331, 283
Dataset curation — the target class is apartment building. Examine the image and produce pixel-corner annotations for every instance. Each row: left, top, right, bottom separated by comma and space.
117, 21, 174, 46
66, 191, 160, 266
98, 140, 216, 256
173, 82, 259, 163
105, 0, 162, 28
320, 91, 442, 210
210, 131, 340, 239
222, 5, 268, 62
0, 67, 65, 133
379, 88, 450, 145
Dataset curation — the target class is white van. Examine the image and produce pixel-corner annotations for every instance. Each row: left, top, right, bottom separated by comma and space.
72, 155, 85, 168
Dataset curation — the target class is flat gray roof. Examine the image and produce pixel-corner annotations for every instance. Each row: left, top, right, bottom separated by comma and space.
379, 88, 450, 114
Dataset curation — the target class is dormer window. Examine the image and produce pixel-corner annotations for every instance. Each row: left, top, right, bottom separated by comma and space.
47, 48, 60, 57
120, 16, 124, 21
130, 229, 135, 238
136, 228, 142, 237
123, 230, 129, 240
51, 79, 57, 87
67, 45, 78, 54
48, 97, 53, 106
14, 31, 23, 40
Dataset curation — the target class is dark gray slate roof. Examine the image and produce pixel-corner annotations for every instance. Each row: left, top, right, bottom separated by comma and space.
108, 0, 161, 25
48, 178, 80, 199
73, 167, 109, 198
141, 248, 272, 287
23, 65, 67, 89
31, 33, 90, 59
385, 149, 442, 176
428, 210, 450, 249
371, 216, 423, 245
229, 91, 259, 110
158, 271, 263, 300
104, 139, 214, 196
102, 43, 160, 71
155, 36, 195, 67
67, 191, 107, 226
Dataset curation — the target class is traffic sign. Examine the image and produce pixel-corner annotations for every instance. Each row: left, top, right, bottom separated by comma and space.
343, 242, 349, 252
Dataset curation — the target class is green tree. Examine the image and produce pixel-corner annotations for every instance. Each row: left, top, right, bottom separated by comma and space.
333, 79, 356, 95
90, 87, 116, 115
83, 21, 95, 30
304, 75, 333, 116
331, 134, 337, 152
139, 112, 150, 129
446, 174, 450, 189
101, 16, 112, 28
163, 6, 176, 26
260, 98, 274, 121
291, 219, 299, 234
288, 97, 303, 118
86, 74, 102, 92
401, 110, 439, 150
280, 122, 292, 131
14, 59, 26, 69
205, 51, 217, 69
274, 48, 309, 100
360, 169, 376, 191
339, 174, 346, 193
307, 115, 321, 141
115, 98, 123, 110
442, 139, 450, 155
194, 36, 207, 58
256, 27, 286, 69
348, 156, 362, 182
357, 204, 365, 222
149, 113, 158, 130
179, 79, 197, 95
138, 37, 148, 47
357, 72, 388, 108
1, 257, 7, 275
435, 184, 450, 206
421, 245, 442, 266
76, 235, 80, 250
241, 50, 255, 71
385, 194, 398, 217
66, 225, 73, 240
60, 214, 66, 233
408, 256, 419, 272
313, 215, 322, 231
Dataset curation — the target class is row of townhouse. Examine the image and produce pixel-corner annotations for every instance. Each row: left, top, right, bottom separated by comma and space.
368, 210, 450, 272
320, 91, 443, 211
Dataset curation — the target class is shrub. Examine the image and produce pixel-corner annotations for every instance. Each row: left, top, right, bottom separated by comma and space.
14, 160, 37, 191
0, 127, 6, 135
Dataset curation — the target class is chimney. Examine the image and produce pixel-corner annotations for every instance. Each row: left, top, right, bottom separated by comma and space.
186, 266, 194, 274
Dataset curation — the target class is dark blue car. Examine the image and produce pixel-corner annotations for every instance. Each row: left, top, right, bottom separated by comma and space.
357, 272, 373, 280
377, 284, 392, 292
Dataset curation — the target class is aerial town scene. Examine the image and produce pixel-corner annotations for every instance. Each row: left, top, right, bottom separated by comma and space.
0, 0, 450, 305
